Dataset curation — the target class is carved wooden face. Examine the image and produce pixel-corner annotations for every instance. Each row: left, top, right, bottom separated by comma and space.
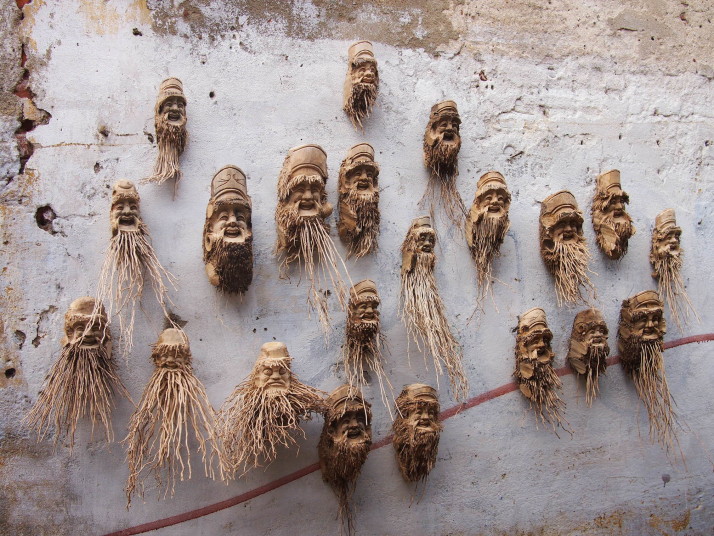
429, 113, 460, 147
414, 228, 436, 253
344, 163, 378, 196
574, 320, 609, 349
552, 213, 583, 243
329, 402, 370, 446
287, 178, 326, 218
110, 199, 140, 233
598, 186, 629, 222
207, 200, 252, 244
253, 361, 291, 393
475, 187, 510, 218
350, 59, 378, 86
653, 225, 682, 257
66, 315, 106, 348
349, 294, 380, 326
403, 400, 440, 435
520, 326, 554, 363
153, 344, 191, 368
159, 96, 186, 127
628, 305, 665, 342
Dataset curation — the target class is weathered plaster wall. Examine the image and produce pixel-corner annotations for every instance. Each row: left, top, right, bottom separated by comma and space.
1, 1, 713, 535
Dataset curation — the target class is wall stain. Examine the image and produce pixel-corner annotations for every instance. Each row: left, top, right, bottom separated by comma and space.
145, 0, 461, 54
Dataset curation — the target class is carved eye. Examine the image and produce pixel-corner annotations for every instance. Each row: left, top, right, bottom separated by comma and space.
263, 367, 272, 376
278, 367, 287, 375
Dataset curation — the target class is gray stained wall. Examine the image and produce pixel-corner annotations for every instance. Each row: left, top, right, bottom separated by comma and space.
1, 1, 713, 535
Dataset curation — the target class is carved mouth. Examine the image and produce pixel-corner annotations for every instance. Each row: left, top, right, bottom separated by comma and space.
359, 313, 376, 321
487, 204, 502, 213
346, 427, 363, 440
419, 244, 433, 253
356, 180, 371, 190
224, 226, 242, 238
299, 200, 316, 210
119, 215, 136, 225
80, 335, 99, 347
167, 111, 182, 122
612, 208, 624, 218
360, 74, 375, 84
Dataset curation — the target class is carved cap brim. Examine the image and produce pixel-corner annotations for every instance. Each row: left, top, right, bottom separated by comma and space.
655, 208, 677, 229
540, 190, 579, 218
112, 179, 140, 203
398, 383, 438, 402
156, 327, 189, 347
258, 341, 290, 361
624, 290, 662, 310
284, 144, 328, 179
596, 169, 621, 192
348, 40, 375, 62
518, 307, 548, 331
573, 307, 606, 326
326, 384, 364, 408
351, 279, 378, 297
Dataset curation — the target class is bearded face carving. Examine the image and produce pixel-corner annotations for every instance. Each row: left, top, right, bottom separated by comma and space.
343, 41, 379, 129
25, 297, 125, 450
125, 328, 220, 505
400, 216, 468, 401
591, 170, 635, 260
617, 291, 678, 452
539, 191, 594, 306
319, 385, 372, 535
203, 165, 253, 294
343, 280, 389, 402
147, 78, 187, 190
513, 308, 566, 430
466, 171, 511, 298
275, 144, 349, 332
393, 384, 442, 483
650, 209, 696, 332
97, 180, 175, 358
338, 143, 380, 258
567, 308, 609, 406
422, 100, 465, 226
218, 342, 324, 477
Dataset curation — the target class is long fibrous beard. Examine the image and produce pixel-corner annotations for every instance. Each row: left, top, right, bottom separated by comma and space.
593, 211, 634, 259
146, 118, 187, 190
24, 341, 127, 451
218, 376, 324, 478
318, 432, 371, 536
124, 346, 220, 507
276, 204, 349, 337
542, 237, 594, 306
514, 345, 567, 433
422, 139, 465, 228
343, 320, 391, 409
621, 337, 680, 454
652, 252, 697, 333
400, 252, 468, 401
344, 82, 378, 129
392, 413, 441, 483
96, 225, 176, 359
469, 213, 510, 298
581, 344, 608, 407
205, 237, 254, 294
342, 190, 380, 258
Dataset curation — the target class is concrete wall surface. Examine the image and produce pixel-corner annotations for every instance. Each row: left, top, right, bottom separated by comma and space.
1, 1, 713, 534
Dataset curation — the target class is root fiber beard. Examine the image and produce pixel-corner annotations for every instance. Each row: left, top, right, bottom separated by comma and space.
469, 213, 510, 297
651, 252, 697, 333
204, 236, 253, 294
542, 237, 594, 306
218, 375, 323, 478
343, 320, 390, 405
580, 345, 608, 407
392, 405, 442, 483
422, 138, 465, 227
276, 202, 349, 335
344, 82, 377, 129
341, 189, 380, 258
25, 341, 126, 451
124, 344, 219, 506
621, 337, 679, 453
147, 115, 186, 186
400, 251, 468, 401
318, 431, 371, 535
515, 342, 566, 432
97, 225, 176, 359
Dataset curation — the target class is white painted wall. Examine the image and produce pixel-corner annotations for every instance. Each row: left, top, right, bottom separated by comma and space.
2, 1, 713, 534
